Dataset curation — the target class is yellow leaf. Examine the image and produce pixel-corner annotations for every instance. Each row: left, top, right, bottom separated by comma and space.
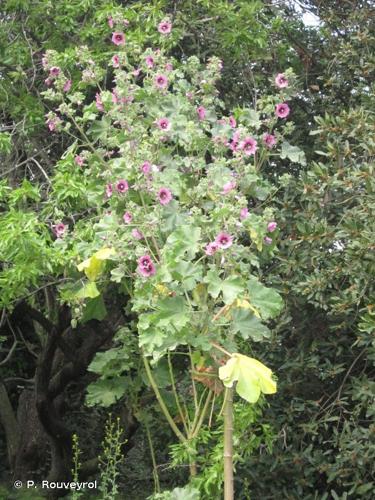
219, 353, 277, 403
77, 247, 116, 281
234, 299, 261, 318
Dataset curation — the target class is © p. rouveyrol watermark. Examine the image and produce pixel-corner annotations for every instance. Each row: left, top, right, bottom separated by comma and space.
14, 479, 98, 490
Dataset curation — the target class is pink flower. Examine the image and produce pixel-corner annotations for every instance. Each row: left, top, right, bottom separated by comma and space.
239, 136, 258, 156
158, 187, 173, 205
112, 55, 120, 68
46, 116, 61, 132
222, 181, 236, 194
53, 222, 66, 238
197, 106, 207, 120
95, 93, 104, 112
137, 255, 156, 277
141, 161, 152, 174
105, 183, 113, 198
158, 20, 172, 35
132, 228, 144, 240
49, 66, 60, 77
205, 242, 219, 256
156, 118, 171, 131
45, 78, 53, 87
275, 103, 290, 119
215, 232, 233, 249
275, 73, 288, 88
267, 222, 277, 232
229, 131, 241, 152
263, 133, 277, 149
108, 16, 114, 28
133, 68, 141, 77
123, 211, 132, 223
240, 207, 249, 220
112, 32, 125, 46
145, 56, 154, 68
229, 116, 236, 128
165, 62, 173, 71
74, 155, 84, 167
63, 79, 72, 92
154, 74, 168, 89
264, 236, 273, 245
116, 179, 129, 193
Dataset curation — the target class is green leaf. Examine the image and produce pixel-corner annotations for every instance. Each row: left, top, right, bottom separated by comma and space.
81, 295, 107, 323
219, 353, 277, 403
86, 377, 126, 407
164, 225, 201, 260
232, 308, 271, 341
247, 277, 283, 319
73, 281, 100, 299
221, 276, 245, 304
280, 141, 306, 165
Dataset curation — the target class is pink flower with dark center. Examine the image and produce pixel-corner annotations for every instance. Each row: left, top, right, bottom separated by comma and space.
263, 133, 277, 149
275, 103, 290, 119
197, 106, 206, 120
53, 222, 66, 238
215, 232, 233, 249
267, 221, 277, 232
229, 116, 236, 128
156, 118, 171, 131
95, 93, 104, 112
123, 211, 132, 223
275, 73, 288, 88
141, 161, 152, 174
158, 20, 172, 35
132, 228, 144, 240
49, 66, 60, 77
63, 79, 72, 92
112, 32, 125, 46
264, 236, 273, 245
222, 181, 236, 194
240, 207, 249, 220
205, 242, 219, 256
145, 56, 154, 68
158, 187, 173, 205
137, 255, 156, 277
74, 155, 84, 167
240, 136, 258, 156
112, 55, 120, 68
105, 183, 113, 198
116, 179, 129, 193
165, 62, 173, 71
229, 131, 241, 152
108, 16, 114, 28
154, 74, 168, 89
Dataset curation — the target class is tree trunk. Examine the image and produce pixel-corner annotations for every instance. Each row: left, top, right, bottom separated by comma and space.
223, 387, 234, 500
0, 381, 19, 469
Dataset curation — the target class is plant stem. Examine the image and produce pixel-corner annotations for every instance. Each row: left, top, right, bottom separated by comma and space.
145, 422, 160, 494
223, 387, 234, 500
142, 355, 186, 443
167, 351, 189, 435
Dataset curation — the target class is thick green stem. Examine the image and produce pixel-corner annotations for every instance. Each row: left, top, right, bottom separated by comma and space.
223, 387, 234, 500
142, 355, 186, 443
